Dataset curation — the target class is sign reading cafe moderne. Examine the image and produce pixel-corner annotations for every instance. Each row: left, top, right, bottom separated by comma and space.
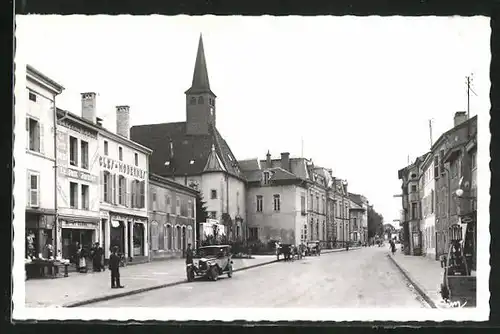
99, 156, 147, 180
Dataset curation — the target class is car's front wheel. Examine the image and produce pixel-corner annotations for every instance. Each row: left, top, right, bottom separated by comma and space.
187, 267, 195, 282
210, 266, 219, 281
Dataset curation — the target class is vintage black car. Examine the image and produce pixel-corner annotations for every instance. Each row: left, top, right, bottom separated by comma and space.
186, 245, 233, 282
305, 241, 321, 256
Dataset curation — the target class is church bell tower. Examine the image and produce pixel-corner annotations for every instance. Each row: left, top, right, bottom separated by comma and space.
185, 34, 217, 135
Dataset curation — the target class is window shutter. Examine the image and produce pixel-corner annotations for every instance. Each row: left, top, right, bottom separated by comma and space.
112, 174, 117, 204
124, 177, 128, 207
39, 123, 44, 154
100, 171, 104, 202
131, 180, 136, 208
26, 172, 31, 207
140, 181, 145, 208
25, 118, 30, 150
107, 173, 112, 203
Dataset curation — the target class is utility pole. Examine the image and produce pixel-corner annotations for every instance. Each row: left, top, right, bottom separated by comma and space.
466, 75, 471, 140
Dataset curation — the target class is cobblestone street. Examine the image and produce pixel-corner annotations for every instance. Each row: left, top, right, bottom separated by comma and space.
86, 247, 429, 308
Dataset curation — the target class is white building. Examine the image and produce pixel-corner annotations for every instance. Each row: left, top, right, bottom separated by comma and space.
24, 65, 64, 258
420, 153, 436, 259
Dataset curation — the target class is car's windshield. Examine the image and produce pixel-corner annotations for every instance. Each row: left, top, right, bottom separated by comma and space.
195, 247, 224, 258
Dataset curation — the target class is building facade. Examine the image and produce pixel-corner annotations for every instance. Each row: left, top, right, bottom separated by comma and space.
241, 152, 309, 246
307, 166, 330, 246
24, 65, 64, 259
130, 35, 247, 244
419, 152, 436, 259
348, 193, 368, 244
149, 173, 198, 260
92, 99, 153, 264
332, 179, 351, 244
55, 110, 100, 259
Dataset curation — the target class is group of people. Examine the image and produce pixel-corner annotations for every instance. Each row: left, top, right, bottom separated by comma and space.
70, 242, 105, 273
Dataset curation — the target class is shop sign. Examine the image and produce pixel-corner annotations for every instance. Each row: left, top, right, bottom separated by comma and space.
56, 131, 68, 167
62, 220, 98, 229
99, 156, 146, 179
59, 166, 98, 184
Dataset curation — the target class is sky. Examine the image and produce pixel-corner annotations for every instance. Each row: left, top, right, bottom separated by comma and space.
16, 15, 490, 224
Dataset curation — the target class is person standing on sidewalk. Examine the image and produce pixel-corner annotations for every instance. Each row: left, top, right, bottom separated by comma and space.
390, 239, 396, 255
185, 243, 194, 265
109, 246, 124, 289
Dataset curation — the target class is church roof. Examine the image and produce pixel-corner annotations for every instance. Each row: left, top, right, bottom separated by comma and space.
204, 144, 226, 172
130, 122, 244, 180
185, 34, 216, 96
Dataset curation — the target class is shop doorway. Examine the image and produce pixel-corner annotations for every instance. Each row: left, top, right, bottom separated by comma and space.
133, 223, 144, 256
62, 229, 94, 259
110, 221, 125, 255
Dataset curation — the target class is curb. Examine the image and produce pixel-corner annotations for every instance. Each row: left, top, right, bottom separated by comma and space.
322, 247, 362, 254
64, 259, 278, 308
386, 254, 437, 309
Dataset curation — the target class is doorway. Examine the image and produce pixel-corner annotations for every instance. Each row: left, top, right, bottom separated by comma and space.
61, 229, 94, 259
110, 221, 125, 254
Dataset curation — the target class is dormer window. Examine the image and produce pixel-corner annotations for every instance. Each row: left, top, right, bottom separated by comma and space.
263, 171, 270, 185
198, 96, 204, 104
189, 160, 195, 165
190, 97, 196, 105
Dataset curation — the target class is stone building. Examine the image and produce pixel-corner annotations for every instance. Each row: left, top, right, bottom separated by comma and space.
55, 109, 100, 260
24, 65, 64, 259
348, 193, 368, 244
240, 152, 309, 245
130, 35, 246, 243
331, 178, 351, 244
148, 173, 198, 260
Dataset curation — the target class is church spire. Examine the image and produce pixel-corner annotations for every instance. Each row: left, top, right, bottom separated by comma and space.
185, 34, 214, 95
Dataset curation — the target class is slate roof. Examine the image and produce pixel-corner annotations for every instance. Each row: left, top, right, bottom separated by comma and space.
185, 34, 216, 96
238, 158, 261, 172
257, 157, 310, 180
243, 167, 300, 183
130, 122, 245, 180
348, 192, 365, 209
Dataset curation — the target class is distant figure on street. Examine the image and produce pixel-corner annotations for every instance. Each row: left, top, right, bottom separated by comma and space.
77, 244, 88, 273
390, 239, 396, 255
185, 243, 194, 265
91, 242, 104, 272
109, 246, 124, 288
345, 241, 349, 251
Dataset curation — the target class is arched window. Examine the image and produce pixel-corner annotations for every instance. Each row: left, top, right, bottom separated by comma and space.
176, 225, 182, 249
165, 224, 172, 250
198, 96, 204, 104
187, 226, 193, 245
151, 221, 159, 251
190, 97, 196, 105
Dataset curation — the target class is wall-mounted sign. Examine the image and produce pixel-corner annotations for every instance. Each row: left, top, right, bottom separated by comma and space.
58, 119, 98, 139
111, 220, 120, 228
56, 131, 68, 167
61, 220, 98, 229
99, 156, 147, 179
59, 166, 98, 184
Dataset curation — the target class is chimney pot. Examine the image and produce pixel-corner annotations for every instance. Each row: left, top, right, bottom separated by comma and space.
454, 111, 468, 127
81, 92, 97, 123
116, 105, 130, 139
280, 152, 290, 171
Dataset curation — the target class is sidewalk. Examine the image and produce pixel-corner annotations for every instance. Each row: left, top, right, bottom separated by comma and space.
25, 255, 276, 308
387, 248, 443, 308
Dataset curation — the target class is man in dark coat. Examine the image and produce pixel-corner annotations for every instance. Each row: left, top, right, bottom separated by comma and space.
109, 246, 124, 288
185, 243, 194, 265
91, 242, 104, 272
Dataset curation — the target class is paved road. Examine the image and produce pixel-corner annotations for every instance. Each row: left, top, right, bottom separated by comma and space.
87, 247, 428, 308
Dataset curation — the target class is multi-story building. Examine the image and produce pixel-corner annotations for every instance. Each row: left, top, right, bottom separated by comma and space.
307, 166, 330, 246
130, 35, 247, 243
433, 113, 477, 259
240, 152, 309, 245
149, 173, 198, 260
77, 95, 153, 264
332, 178, 351, 244
24, 65, 64, 259
348, 193, 368, 244
418, 152, 436, 259
55, 109, 100, 259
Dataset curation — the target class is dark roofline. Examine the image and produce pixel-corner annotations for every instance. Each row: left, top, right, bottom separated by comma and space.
149, 173, 199, 196
27, 65, 65, 94
430, 115, 477, 154
57, 108, 153, 154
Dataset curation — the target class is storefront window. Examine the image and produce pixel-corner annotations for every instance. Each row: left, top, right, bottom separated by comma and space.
133, 223, 144, 256
151, 221, 159, 251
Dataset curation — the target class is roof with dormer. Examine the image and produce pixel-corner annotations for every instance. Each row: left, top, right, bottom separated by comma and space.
130, 122, 245, 181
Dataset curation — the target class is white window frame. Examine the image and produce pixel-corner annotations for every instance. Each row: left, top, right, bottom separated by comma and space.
273, 194, 281, 212
187, 200, 192, 217
256, 195, 263, 212
26, 117, 41, 153
70, 182, 79, 209
69, 136, 79, 167
176, 197, 181, 215
210, 189, 217, 199
27, 171, 40, 208
80, 139, 89, 169
81, 184, 90, 210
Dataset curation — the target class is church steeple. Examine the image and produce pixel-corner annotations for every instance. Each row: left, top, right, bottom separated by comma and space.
185, 34, 217, 135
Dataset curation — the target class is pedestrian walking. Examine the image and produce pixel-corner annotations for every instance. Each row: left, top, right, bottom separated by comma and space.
390, 239, 396, 255
109, 246, 124, 289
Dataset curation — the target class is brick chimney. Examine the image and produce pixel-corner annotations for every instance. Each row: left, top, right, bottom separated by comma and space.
116, 106, 130, 139
454, 111, 468, 127
280, 152, 290, 171
266, 150, 272, 168
81, 92, 97, 123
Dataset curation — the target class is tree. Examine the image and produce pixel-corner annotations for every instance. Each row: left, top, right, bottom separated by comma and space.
367, 206, 384, 239
196, 193, 209, 246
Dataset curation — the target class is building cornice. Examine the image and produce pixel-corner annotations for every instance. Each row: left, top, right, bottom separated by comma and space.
27, 65, 65, 95
149, 173, 199, 196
